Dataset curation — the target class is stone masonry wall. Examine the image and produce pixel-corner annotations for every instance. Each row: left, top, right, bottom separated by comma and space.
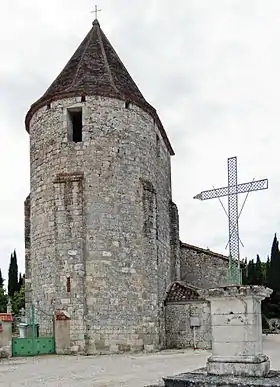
165, 301, 211, 350
52, 172, 86, 347
180, 243, 229, 289
28, 95, 173, 354
24, 195, 31, 318
169, 202, 180, 282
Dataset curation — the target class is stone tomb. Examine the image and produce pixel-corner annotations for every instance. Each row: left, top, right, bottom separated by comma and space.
161, 286, 280, 387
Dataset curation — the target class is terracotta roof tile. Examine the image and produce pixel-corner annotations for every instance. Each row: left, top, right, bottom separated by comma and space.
165, 281, 202, 303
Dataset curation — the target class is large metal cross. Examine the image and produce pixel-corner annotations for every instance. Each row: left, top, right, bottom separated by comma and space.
194, 156, 268, 285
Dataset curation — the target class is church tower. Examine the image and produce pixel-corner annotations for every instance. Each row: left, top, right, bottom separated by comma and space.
25, 19, 178, 354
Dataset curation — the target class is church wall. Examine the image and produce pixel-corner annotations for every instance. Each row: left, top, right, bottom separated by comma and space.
180, 243, 229, 289
28, 95, 172, 353
169, 201, 180, 282
165, 301, 211, 349
24, 195, 31, 318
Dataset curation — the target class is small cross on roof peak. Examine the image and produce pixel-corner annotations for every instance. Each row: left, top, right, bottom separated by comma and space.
91, 5, 101, 23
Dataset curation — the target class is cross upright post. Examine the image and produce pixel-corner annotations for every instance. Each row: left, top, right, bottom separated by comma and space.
91, 5, 101, 20
227, 157, 240, 284
194, 156, 268, 285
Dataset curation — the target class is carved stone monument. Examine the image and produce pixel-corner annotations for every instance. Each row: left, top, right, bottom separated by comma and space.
201, 286, 271, 377
162, 286, 280, 387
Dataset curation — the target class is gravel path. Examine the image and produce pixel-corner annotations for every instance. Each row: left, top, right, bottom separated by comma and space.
1, 335, 279, 387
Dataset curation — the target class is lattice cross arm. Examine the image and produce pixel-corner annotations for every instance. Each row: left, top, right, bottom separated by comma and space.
194, 179, 268, 201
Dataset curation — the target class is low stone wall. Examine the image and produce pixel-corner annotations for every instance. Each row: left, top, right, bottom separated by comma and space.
165, 301, 211, 350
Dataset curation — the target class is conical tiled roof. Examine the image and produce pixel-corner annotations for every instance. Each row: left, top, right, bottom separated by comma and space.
25, 20, 174, 155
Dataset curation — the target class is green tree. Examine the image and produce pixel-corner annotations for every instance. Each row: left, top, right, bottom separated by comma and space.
11, 285, 25, 315
0, 288, 7, 313
262, 234, 280, 319
267, 234, 280, 292
8, 250, 18, 297
18, 273, 23, 289
0, 268, 7, 313
0, 269, 4, 288
261, 261, 267, 284
264, 256, 270, 285
246, 259, 255, 284
242, 258, 248, 284
255, 255, 263, 285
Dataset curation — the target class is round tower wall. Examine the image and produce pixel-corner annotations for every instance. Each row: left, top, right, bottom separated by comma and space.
29, 96, 172, 353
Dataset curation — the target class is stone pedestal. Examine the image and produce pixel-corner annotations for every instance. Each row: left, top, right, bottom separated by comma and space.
199, 286, 272, 377
161, 285, 280, 387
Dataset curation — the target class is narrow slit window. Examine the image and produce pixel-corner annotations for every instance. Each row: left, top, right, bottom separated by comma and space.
68, 109, 82, 143
66, 276, 71, 293
141, 180, 157, 239
156, 135, 160, 157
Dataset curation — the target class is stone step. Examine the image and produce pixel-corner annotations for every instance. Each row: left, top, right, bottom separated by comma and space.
163, 370, 280, 387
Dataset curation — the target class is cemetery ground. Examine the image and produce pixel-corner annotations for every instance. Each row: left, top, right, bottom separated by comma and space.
1, 335, 280, 387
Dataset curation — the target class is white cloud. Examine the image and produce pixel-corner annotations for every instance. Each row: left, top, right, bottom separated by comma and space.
0, 0, 279, 282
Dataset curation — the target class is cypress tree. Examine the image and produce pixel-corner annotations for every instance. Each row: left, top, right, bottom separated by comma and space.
255, 255, 263, 285
0, 269, 7, 313
18, 273, 23, 290
242, 258, 248, 285
247, 259, 255, 284
267, 234, 280, 292
262, 234, 280, 319
8, 250, 19, 297
0, 269, 4, 288
266, 255, 271, 272
264, 256, 270, 285
0, 288, 7, 313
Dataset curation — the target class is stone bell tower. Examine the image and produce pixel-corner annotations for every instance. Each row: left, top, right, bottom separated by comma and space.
24, 19, 179, 354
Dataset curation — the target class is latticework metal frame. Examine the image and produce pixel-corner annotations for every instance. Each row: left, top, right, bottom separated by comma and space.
194, 179, 268, 200
194, 156, 268, 285
227, 157, 240, 284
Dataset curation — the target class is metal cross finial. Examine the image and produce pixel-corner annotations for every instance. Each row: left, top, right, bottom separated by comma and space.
91, 5, 101, 20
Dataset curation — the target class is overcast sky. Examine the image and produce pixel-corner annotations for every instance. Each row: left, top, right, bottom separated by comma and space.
0, 0, 279, 280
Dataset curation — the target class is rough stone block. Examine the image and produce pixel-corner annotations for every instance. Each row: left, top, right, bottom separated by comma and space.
118, 344, 131, 352
207, 354, 270, 377
210, 298, 261, 315
144, 344, 155, 352
212, 340, 262, 357
211, 312, 260, 327
211, 324, 259, 343
163, 369, 280, 387
0, 347, 10, 359
70, 345, 79, 354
